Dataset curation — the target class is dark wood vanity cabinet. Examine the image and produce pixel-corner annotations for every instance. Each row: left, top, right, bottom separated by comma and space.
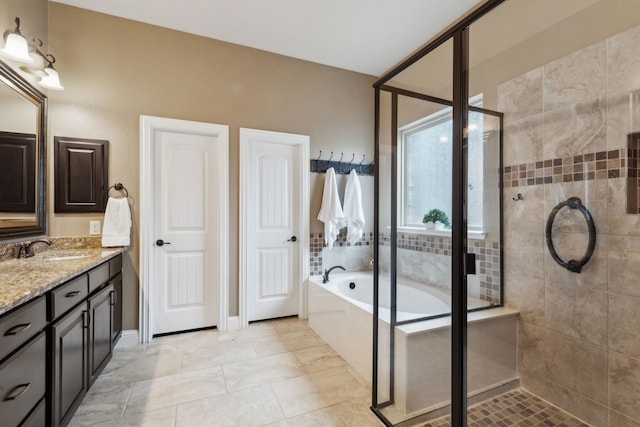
109, 254, 123, 346
0, 252, 123, 427
88, 283, 115, 386
51, 303, 89, 427
111, 273, 123, 346
0, 332, 46, 427
51, 281, 114, 425
49, 254, 123, 427
0, 296, 47, 427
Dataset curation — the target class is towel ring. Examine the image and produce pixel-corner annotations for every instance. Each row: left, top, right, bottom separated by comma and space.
545, 197, 596, 273
107, 182, 129, 198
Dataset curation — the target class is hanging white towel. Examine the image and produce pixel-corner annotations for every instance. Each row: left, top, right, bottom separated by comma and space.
344, 169, 365, 244
317, 167, 344, 249
102, 197, 132, 247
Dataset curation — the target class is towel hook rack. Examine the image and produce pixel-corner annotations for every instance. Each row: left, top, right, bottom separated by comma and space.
309, 151, 374, 176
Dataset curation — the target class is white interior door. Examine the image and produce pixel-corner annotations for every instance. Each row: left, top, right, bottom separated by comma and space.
151, 124, 226, 335
241, 128, 309, 322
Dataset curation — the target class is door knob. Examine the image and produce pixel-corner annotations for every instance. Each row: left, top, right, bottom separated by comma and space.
287, 236, 297, 242
156, 239, 171, 247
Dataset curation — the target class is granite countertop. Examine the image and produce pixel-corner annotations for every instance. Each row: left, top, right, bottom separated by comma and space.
0, 248, 125, 316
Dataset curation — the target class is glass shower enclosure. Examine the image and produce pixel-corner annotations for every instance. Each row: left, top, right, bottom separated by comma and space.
371, 4, 509, 425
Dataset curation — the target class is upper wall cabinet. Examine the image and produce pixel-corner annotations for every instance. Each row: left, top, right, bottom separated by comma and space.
54, 137, 109, 213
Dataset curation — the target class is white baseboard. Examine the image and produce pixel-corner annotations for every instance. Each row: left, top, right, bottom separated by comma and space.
115, 330, 140, 348
227, 316, 241, 331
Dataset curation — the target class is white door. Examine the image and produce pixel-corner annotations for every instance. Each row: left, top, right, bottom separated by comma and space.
151, 124, 226, 335
241, 128, 309, 322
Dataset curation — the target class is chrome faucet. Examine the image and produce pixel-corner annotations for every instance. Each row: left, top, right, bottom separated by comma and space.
322, 265, 346, 283
17, 238, 52, 259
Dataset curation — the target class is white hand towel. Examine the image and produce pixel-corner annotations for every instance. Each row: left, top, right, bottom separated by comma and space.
344, 169, 365, 244
102, 197, 132, 247
317, 167, 344, 249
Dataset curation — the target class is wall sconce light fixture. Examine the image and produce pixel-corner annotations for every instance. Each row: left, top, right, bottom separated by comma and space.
1, 17, 33, 63
1, 17, 64, 90
23, 39, 64, 91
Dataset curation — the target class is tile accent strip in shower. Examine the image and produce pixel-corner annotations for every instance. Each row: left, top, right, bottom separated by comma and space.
309, 231, 374, 276
379, 232, 501, 304
502, 147, 635, 188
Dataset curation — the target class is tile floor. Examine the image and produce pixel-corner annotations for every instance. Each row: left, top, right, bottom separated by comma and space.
423, 390, 590, 427
70, 318, 589, 427
69, 317, 382, 426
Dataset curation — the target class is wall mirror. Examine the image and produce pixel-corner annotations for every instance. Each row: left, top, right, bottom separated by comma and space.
0, 60, 47, 239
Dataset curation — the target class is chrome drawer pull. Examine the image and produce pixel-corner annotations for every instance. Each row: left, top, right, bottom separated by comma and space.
4, 323, 31, 336
4, 383, 30, 401
65, 290, 81, 298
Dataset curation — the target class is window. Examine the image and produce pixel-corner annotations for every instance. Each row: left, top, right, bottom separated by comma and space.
399, 98, 484, 230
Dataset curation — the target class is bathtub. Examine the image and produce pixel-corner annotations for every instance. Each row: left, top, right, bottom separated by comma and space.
325, 272, 488, 322
308, 272, 519, 419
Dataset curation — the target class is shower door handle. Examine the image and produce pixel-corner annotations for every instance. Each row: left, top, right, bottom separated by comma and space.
465, 253, 476, 275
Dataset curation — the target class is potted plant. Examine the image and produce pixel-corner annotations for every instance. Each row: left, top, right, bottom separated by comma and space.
422, 209, 450, 230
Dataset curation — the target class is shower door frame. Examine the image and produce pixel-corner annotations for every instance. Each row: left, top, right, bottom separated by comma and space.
371, 1, 506, 425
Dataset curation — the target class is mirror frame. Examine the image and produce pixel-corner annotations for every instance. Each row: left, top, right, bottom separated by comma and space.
0, 59, 47, 240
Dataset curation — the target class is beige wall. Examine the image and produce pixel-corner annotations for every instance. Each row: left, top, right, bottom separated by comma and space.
0, 0, 48, 70
47, 3, 375, 326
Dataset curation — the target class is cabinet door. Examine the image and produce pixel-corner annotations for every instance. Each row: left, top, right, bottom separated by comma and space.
51, 303, 89, 427
88, 284, 114, 386
111, 273, 123, 346
0, 131, 35, 213
54, 136, 109, 213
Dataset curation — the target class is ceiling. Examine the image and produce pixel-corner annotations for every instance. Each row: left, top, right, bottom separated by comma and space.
48, 0, 482, 76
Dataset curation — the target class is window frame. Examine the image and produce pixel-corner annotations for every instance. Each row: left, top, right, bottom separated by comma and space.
398, 96, 485, 235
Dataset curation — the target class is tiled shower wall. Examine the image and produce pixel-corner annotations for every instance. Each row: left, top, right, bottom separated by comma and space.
500, 24, 640, 426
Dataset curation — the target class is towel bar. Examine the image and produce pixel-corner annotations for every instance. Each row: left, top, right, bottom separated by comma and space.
106, 182, 129, 199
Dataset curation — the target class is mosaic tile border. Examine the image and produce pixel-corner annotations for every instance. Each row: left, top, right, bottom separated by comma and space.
309, 231, 374, 276
503, 147, 638, 188
469, 240, 501, 304
379, 232, 501, 304
422, 389, 589, 427
630, 133, 640, 214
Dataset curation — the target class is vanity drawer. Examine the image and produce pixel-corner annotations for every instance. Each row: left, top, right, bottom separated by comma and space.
0, 332, 46, 427
89, 262, 110, 294
0, 296, 46, 362
20, 397, 45, 427
50, 275, 88, 320
109, 254, 122, 278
